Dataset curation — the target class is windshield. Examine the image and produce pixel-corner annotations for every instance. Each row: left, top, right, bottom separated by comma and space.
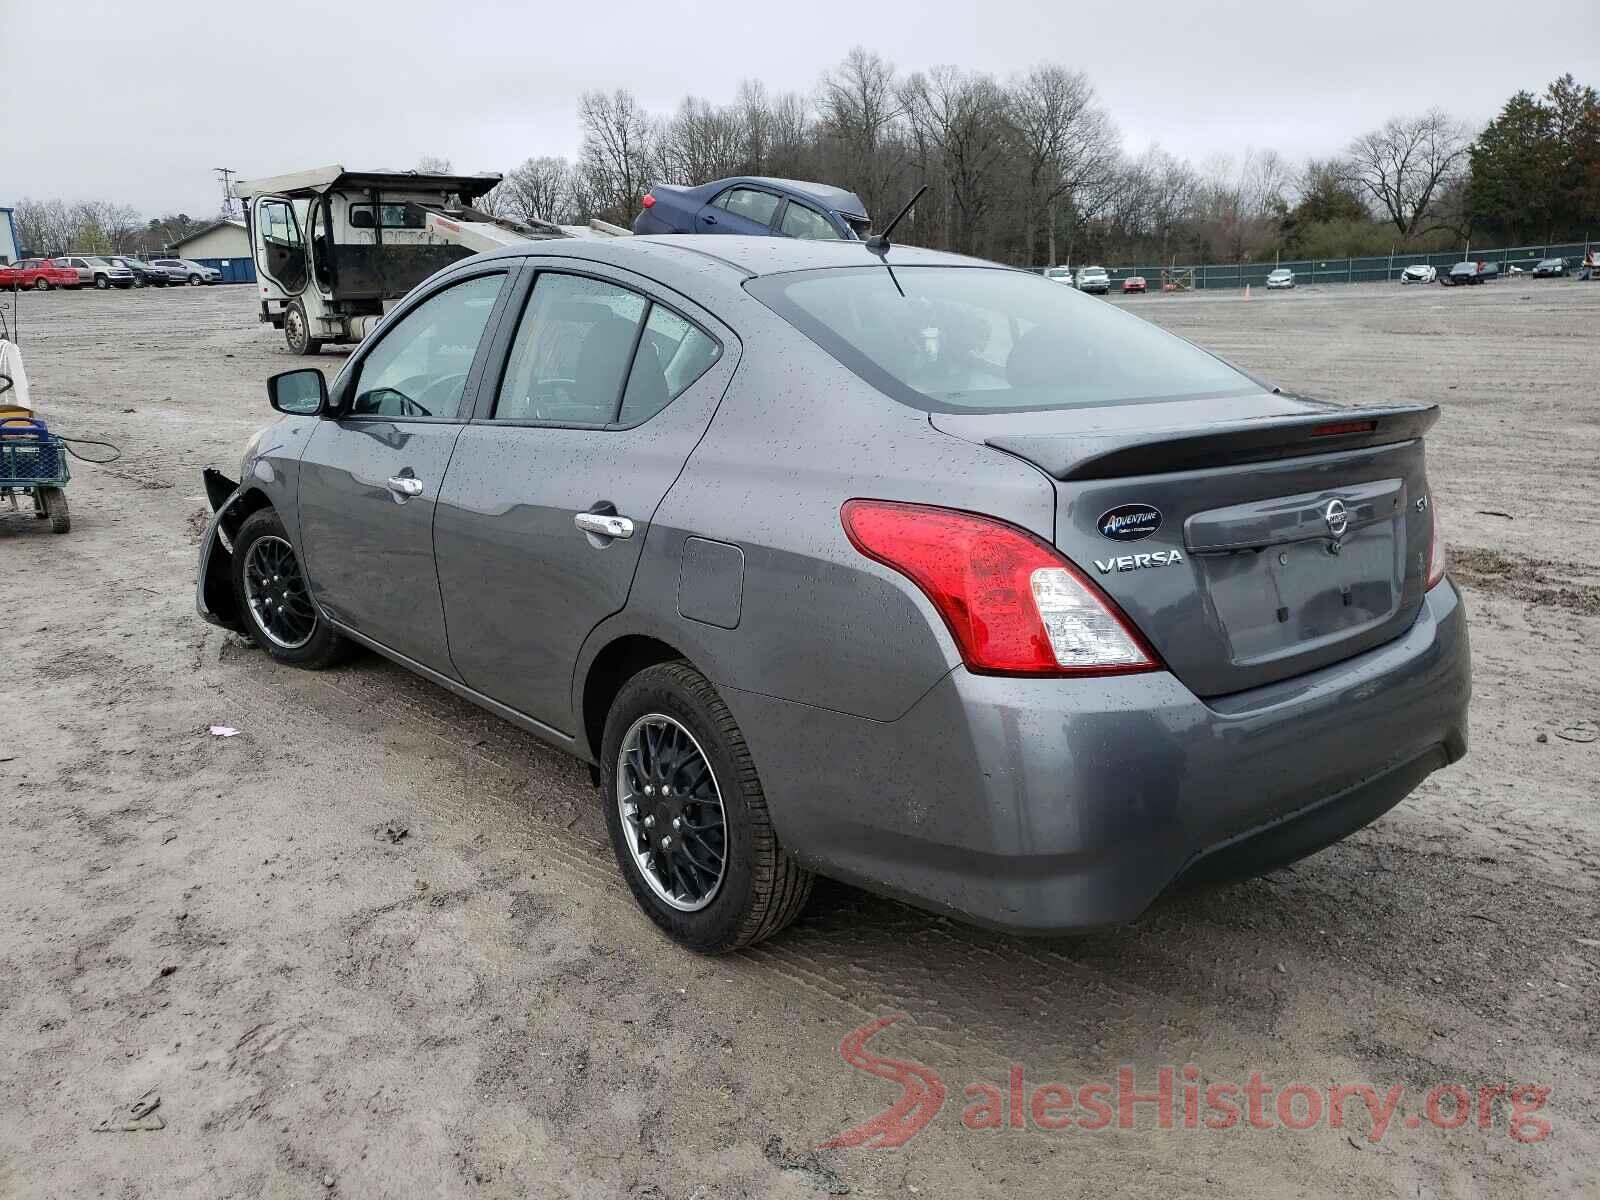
748, 265, 1261, 413
1269, 269, 1291, 277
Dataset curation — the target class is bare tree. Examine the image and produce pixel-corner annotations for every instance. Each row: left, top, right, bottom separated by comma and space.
817, 48, 906, 220
902, 67, 1010, 254
414, 155, 453, 173
500, 156, 574, 223
1344, 110, 1473, 241
658, 97, 747, 184
578, 89, 655, 222
1006, 65, 1118, 266
765, 91, 816, 178
14, 197, 140, 254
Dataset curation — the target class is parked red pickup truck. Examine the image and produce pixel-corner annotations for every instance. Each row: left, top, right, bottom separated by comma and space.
0, 259, 82, 290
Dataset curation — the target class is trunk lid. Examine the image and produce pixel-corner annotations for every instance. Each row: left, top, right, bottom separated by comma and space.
933, 395, 1438, 697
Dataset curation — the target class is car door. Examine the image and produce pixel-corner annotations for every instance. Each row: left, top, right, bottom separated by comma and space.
434, 263, 736, 735
696, 186, 780, 235
294, 263, 517, 675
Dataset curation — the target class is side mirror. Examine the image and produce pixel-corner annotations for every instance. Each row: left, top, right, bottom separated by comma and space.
267, 368, 327, 416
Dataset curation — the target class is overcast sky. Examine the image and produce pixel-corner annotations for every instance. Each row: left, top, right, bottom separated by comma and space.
3, 0, 1596, 217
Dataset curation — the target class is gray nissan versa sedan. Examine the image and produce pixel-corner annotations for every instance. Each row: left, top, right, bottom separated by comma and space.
195, 235, 1470, 952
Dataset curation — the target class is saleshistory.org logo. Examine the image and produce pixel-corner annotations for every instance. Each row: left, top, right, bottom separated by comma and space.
818, 1018, 1554, 1148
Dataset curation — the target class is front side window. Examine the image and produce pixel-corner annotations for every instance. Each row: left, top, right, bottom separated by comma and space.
779, 203, 841, 241
715, 188, 780, 227
349, 273, 505, 419
257, 199, 307, 293
749, 266, 1261, 414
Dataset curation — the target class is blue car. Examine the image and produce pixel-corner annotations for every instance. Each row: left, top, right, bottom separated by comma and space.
633, 176, 871, 241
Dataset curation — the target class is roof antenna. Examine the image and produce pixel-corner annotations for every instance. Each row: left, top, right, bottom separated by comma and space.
865, 184, 925, 256
865, 184, 925, 297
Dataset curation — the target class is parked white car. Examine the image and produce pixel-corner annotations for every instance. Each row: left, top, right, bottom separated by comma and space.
1074, 265, 1110, 294
1044, 266, 1075, 287
1266, 267, 1295, 289
1400, 264, 1437, 285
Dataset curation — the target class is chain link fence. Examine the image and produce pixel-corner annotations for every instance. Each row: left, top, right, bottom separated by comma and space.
1038, 241, 1595, 289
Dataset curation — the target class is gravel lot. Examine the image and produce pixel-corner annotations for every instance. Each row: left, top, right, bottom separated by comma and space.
2, 278, 1597, 1199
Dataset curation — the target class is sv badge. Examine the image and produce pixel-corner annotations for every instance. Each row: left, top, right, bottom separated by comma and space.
1094, 550, 1184, 574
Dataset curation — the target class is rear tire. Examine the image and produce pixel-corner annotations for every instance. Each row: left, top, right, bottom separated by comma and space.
34, 278, 49, 291
601, 661, 813, 953
40, 487, 69, 534
284, 300, 323, 356
230, 507, 349, 668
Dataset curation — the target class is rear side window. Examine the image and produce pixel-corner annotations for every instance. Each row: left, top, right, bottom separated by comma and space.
495, 273, 720, 426
779, 203, 841, 241
714, 188, 780, 227
495, 274, 647, 424
748, 265, 1260, 414
620, 305, 721, 424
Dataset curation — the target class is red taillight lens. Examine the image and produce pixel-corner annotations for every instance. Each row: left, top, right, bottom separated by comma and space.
840, 499, 1158, 676
641, 193, 656, 209
1426, 498, 1447, 589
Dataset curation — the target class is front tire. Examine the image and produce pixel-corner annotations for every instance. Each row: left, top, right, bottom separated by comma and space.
230, 507, 348, 668
284, 300, 323, 356
601, 662, 813, 953
94, 275, 110, 289
34, 278, 50, 291
187, 273, 202, 286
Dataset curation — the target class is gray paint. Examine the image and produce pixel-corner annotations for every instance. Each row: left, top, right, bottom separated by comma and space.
197, 234, 1472, 933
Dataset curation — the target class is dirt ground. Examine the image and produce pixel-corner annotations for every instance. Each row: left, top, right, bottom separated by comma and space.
2, 277, 1596, 1199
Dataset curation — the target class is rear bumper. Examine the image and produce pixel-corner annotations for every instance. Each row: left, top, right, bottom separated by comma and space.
725, 579, 1470, 933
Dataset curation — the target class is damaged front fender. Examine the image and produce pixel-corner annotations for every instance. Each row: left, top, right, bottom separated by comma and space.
196, 468, 244, 631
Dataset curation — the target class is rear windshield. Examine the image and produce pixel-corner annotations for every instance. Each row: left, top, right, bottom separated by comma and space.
748, 265, 1260, 413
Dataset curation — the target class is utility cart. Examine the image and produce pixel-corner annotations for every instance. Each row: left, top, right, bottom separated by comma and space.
0, 414, 71, 533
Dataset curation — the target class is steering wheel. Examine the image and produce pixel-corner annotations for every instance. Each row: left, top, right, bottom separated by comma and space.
415, 371, 467, 413
356, 387, 432, 418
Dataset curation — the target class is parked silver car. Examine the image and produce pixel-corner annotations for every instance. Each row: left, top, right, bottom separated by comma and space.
195, 236, 1470, 951
57, 255, 135, 289
151, 258, 221, 285
1266, 267, 1296, 289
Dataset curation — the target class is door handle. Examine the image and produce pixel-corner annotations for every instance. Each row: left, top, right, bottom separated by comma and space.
701, 213, 717, 225
386, 476, 424, 498
574, 512, 635, 540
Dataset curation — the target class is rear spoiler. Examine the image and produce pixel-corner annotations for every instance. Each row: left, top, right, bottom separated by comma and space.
987, 404, 1440, 481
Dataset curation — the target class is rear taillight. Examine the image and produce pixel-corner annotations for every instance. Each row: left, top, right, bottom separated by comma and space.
641, 193, 656, 209
1426, 498, 1447, 589
840, 500, 1158, 676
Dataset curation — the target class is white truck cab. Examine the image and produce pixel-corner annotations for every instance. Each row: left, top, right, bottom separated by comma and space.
235, 165, 602, 355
